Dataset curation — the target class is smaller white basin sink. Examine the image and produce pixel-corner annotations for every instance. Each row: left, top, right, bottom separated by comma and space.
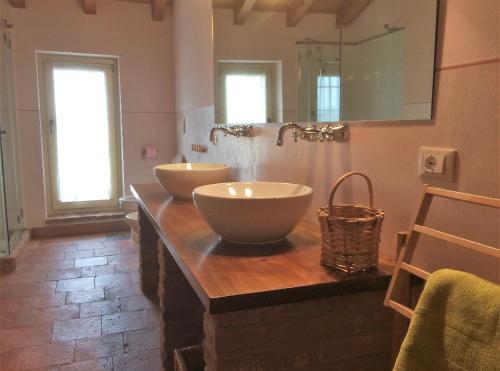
154, 163, 230, 200
193, 182, 313, 244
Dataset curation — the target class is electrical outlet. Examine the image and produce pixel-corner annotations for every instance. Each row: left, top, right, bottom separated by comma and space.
423, 154, 444, 173
418, 147, 457, 181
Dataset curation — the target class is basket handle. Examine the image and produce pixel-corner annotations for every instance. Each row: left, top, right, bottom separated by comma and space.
328, 172, 374, 215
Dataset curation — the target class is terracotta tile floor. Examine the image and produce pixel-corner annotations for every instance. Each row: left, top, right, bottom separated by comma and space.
0, 232, 162, 371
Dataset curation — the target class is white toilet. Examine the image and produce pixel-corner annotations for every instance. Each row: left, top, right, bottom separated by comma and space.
119, 196, 140, 243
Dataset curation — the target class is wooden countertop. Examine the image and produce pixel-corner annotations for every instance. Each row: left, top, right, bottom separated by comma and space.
132, 183, 394, 314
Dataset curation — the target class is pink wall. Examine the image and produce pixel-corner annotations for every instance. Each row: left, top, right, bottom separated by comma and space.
3, 0, 176, 227
174, 0, 499, 282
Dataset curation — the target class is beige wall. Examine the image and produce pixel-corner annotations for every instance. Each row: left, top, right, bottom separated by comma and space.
174, 0, 499, 282
3, 0, 176, 227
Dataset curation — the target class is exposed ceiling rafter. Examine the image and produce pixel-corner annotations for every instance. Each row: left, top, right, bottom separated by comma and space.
336, 0, 372, 28
77, 0, 172, 21
234, 0, 257, 25
82, 0, 97, 15
151, 0, 168, 22
9, 0, 26, 8
287, 0, 315, 27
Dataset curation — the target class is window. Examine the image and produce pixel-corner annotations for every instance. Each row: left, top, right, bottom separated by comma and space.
37, 53, 122, 215
217, 62, 277, 124
317, 75, 340, 122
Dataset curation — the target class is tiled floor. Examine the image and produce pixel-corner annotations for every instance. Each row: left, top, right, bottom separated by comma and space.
0, 232, 162, 371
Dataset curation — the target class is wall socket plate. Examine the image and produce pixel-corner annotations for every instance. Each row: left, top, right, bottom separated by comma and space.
418, 147, 457, 181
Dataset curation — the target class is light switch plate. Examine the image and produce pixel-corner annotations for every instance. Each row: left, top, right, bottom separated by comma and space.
418, 147, 457, 181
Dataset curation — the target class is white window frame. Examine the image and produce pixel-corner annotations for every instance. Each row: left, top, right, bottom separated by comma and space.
37, 52, 123, 216
316, 74, 341, 122
216, 61, 277, 124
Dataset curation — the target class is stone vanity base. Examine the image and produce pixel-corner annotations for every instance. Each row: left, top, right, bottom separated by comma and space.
203, 290, 393, 371
156, 237, 393, 370
147, 222, 393, 371
158, 240, 204, 370
138, 208, 160, 302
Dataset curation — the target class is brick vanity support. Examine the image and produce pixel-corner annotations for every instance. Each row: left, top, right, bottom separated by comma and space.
203, 290, 393, 371
138, 207, 159, 302
158, 240, 205, 371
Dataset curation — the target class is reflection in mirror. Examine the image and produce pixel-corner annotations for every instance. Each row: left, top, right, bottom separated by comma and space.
341, 0, 437, 121
212, 0, 438, 125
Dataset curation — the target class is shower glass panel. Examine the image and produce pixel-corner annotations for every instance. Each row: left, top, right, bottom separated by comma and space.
297, 42, 341, 123
0, 20, 24, 257
0, 139, 8, 256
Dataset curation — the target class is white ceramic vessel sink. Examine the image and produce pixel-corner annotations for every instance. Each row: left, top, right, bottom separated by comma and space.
154, 163, 230, 200
193, 182, 313, 244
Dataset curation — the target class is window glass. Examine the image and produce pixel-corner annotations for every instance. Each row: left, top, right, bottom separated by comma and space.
317, 75, 340, 122
52, 67, 112, 203
225, 73, 267, 124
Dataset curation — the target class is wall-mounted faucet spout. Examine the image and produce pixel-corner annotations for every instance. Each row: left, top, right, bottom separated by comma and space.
276, 122, 348, 146
276, 122, 306, 146
209, 125, 253, 145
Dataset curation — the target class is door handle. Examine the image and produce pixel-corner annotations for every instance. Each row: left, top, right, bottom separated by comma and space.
0, 130, 6, 135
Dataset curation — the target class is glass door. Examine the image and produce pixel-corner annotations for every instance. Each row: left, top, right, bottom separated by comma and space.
0, 138, 9, 257
0, 20, 24, 256
38, 54, 122, 215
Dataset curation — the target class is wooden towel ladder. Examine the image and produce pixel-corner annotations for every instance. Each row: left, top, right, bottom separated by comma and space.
384, 185, 500, 319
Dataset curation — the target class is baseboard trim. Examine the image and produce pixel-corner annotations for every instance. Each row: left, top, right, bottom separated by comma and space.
31, 218, 129, 239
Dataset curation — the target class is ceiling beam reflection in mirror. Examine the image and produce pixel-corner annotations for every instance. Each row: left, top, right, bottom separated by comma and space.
213, 0, 372, 27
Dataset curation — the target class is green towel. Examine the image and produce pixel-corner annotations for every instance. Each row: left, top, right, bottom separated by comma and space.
394, 269, 500, 371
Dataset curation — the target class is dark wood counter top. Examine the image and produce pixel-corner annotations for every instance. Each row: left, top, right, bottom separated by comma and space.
131, 183, 394, 314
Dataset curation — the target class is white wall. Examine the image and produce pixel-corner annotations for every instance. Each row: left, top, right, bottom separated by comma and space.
172, 0, 213, 112
3, 0, 176, 227
174, 0, 499, 282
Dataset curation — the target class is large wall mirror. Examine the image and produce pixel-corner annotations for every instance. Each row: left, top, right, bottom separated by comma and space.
212, 0, 438, 124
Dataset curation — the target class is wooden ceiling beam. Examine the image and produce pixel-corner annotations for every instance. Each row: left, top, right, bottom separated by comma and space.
336, 0, 372, 28
287, 0, 315, 27
233, 0, 256, 25
151, 0, 168, 21
9, 0, 26, 8
82, 0, 97, 15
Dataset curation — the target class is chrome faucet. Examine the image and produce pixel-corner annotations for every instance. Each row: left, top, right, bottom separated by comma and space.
209, 125, 253, 145
276, 122, 348, 146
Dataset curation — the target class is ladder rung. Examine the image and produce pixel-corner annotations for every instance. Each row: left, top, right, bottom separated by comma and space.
401, 262, 430, 280
413, 225, 500, 258
388, 300, 414, 319
427, 187, 500, 208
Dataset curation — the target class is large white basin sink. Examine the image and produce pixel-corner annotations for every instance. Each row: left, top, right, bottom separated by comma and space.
193, 182, 313, 244
154, 163, 230, 200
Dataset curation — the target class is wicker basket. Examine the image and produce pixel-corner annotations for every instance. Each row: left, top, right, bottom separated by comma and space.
318, 172, 384, 275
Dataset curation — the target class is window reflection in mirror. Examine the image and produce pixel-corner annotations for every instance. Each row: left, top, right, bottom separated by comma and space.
216, 62, 279, 124
212, 0, 438, 125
